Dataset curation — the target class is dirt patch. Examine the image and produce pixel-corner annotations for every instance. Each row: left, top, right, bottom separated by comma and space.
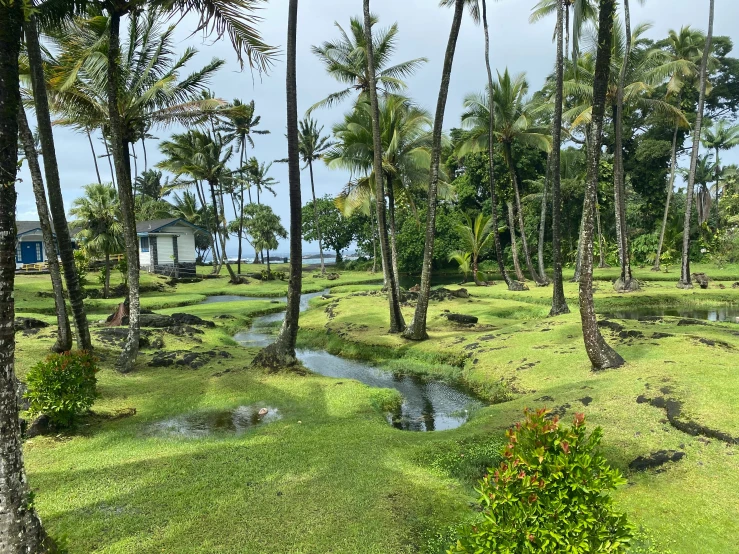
579, 396, 593, 406
629, 450, 686, 471
651, 332, 674, 339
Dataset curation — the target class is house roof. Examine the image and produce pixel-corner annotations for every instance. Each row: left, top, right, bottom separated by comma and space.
136, 218, 207, 235
16, 221, 81, 238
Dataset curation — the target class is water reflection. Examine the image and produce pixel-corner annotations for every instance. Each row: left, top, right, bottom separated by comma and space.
149, 405, 281, 438
605, 306, 739, 322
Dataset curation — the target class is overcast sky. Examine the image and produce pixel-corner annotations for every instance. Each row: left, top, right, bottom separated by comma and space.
18, 0, 739, 255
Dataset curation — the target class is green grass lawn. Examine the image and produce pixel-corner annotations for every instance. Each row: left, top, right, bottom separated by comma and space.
12, 266, 739, 553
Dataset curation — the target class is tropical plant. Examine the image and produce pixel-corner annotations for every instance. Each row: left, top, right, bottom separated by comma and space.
302, 196, 360, 264
70, 183, 125, 298
308, 14, 427, 114
460, 69, 552, 285
530, 0, 599, 63
448, 251, 472, 284
241, 204, 287, 276
456, 213, 494, 286
702, 119, 739, 226
404, 0, 480, 340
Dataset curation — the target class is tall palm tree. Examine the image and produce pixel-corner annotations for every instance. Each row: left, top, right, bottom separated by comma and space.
0, 3, 50, 550
653, 26, 704, 271
23, 14, 92, 352
253, 0, 303, 367
579, 0, 624, 370
361, 0, 404, 333
678, 0, 714, 289
702, 119, 739, 227
17, 107, 73, 353
308, 15, 427, 114
530, 0, 598, 63
297, 118, 332, 274
686, 153, 716, 226
243, 156, 278, 263
404, 0, 479, 341
70, 183, 125, 298
460, 69, 552, 286
158, 131, 240, 283
456, 213, 494, 286
219, 99, 269, 273
326, 95, 435, 292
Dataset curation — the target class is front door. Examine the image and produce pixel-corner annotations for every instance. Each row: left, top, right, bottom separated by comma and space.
20, 242, 43, 264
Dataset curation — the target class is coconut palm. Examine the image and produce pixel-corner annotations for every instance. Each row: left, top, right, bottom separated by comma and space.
17, 106, 74, 353
530, 0, 598, 63
579, 0, 624, 370
448, 251, 473, 284
242, 157, 279, 263
653, 26, 705, 271
308, 14, 427, 114
253, 0, 302, 367
683, 153, 716, 226
457, 214, 494, 286
219, 99, 269, 273
679, 0, 715, 289
326, 95, 435, 292
702, 119, 739, 227
157, 131, 240, 283
70, 184, 125, 298
460, 69, 552, 286
296, 118, 333, 274
404, 0, 480, 341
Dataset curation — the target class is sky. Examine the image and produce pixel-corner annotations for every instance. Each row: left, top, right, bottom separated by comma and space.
17, 0, 739, 256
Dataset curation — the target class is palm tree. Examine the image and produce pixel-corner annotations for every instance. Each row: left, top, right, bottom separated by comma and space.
678, 0, 715, 289
158, 131, 240, 283
360, 0, 404, 333
297, 118, 332, 274
579, 0, 624, 370
219, 99, 269, 273
241, 204, 287, 276
448, 251, 472, 284
253, 0, 302, 367
0, 3, 50, 550
702, 119, 739, 227
460, 69, 552, 286
404, 0, 479, 341
457, 214, 494, 286
22, 13, 92, 352
17, 106, 73, 353
653, 26, 704, 271
308, 15, 427, 114
70, 184, 125, 298
327, 95, 436, 293
686, 153, 716, 227
530, 0, 598, 63
243, 157, 279, 263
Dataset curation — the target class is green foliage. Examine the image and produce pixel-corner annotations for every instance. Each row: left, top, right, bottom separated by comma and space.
302, 195, 362, 262
369, 388, 402, 413
25, 351, 99, 428
450, 409, 632, 553
73, 249, 90, 287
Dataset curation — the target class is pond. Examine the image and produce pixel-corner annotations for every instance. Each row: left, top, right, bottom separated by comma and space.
604, 306, 739, 323
233, 290, 479, 432
149, 405, 281, 438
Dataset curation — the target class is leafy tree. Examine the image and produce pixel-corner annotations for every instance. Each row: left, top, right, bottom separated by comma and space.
702, 119, 739, 226
241, 204, 287, 275
302, 196, 357, 263
70, 183, 124, 298
308, 14, 427, 113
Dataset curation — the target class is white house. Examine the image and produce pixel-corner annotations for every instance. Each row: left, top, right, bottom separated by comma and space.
137, 218, 207, 278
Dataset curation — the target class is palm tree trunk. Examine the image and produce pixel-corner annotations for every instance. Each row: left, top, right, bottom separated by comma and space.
613, 0, 638, 294
308, 160, 326, 274
371, 207, 378, 274
386, 182, 402, 299
208, 179, 239, 283
507, 201, 526, 282
679, 0, 714, 289
565, 3, 570, 61
572, 197, 586, 282
550, 0, 569, 315
362, 0, 405, 333
404, 0, 465, 340
104, 137, 116, 186
253, 0, 303, 368
87, 129, 102, 184
714, 146, 720, 228
238, 149, 246, 275
653, 123, 679, 271
472, 255, 485, 286
107, 12, 140, 373
480, 0, 514, 290
24, 16, 92, 352
0, 5, 51, 549
505, 143, 545, 285
18, 107, 73, 353
579, 0, 624, 370
538, 154, 550, 283
596, 194, 608, 268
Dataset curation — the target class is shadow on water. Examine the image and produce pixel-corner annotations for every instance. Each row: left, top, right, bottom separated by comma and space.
233, 290, 480, 432
604, 306, 739, 322
148, 405, 281, 438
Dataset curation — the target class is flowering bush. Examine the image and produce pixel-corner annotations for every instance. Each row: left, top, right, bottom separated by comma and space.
449, 409, 632, 553
25, 351, 99, 428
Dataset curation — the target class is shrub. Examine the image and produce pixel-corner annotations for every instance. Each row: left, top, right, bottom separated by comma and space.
449, 409, 632, 553
25, 351, 99, 428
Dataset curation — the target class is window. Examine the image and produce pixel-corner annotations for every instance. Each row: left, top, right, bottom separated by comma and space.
141, 237, 150, 253
16, 246, 22, 262
36, 243, 43, 262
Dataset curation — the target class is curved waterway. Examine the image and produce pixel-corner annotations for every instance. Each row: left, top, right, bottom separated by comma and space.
223, 290, 479, 431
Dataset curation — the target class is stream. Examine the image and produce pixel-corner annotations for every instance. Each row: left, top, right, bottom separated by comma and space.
224, 291, 479, 431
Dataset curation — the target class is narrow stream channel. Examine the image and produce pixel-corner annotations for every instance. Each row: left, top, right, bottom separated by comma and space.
224, 291, 479, 431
